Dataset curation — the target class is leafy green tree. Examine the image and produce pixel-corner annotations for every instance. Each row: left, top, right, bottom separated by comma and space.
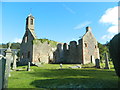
11, 43, 20, 49
98, 42, 110, 62
0, 43, 20, 49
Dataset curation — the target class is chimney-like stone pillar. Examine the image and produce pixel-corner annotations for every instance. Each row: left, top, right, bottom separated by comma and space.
86, 26, 92, 32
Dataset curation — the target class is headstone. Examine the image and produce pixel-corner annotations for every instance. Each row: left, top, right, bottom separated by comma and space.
5, 44, 12, 77
4, 42, 12, 88
69, 65, 81, 69
27, 62, 31, 71
95, 59, 100, 68
104, 53, 110, 69
0, 57, 6, 89
12, 51, 18, 70
60, 63, 62, 69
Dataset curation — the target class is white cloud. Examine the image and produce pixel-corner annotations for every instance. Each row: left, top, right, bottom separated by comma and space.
74, 21, 91, 30
100, 6, 118, 25
101, 34, 114, 40
62, 4, 76, 14
13, 38, 22, 43
107, 25, 118, 34
100, 6, 119, 42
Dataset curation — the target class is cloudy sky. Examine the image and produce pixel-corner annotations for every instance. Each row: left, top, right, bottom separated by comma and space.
1, 1, 119, 44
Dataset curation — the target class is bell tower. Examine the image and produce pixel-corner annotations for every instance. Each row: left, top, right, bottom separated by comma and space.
26, 14, 34, 31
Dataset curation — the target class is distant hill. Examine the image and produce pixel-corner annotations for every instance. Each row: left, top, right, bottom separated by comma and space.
0, 39, 59, 49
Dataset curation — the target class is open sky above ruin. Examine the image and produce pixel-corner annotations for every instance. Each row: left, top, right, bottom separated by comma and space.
1, 1, 118, 44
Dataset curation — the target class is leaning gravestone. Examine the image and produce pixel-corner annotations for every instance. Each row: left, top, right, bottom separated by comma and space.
27, 62, 31, 71
104, 53, 110, 69
95, 59, 100, 68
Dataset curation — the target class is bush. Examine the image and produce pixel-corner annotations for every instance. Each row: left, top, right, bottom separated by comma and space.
109, 33, 120, 77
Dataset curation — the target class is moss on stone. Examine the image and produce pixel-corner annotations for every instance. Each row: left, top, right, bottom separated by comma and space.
32, 39, 58, 47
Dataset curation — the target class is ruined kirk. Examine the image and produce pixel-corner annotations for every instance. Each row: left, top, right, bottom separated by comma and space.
20, 14, 100, 65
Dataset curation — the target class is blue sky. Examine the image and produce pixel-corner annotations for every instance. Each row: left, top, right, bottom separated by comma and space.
1, 2, 118, 44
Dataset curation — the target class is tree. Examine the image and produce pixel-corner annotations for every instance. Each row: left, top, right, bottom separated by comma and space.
109, 33, 120, 77
98, 42, 109, 62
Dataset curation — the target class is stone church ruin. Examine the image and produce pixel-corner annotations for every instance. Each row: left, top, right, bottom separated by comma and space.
20, 14, 100, 65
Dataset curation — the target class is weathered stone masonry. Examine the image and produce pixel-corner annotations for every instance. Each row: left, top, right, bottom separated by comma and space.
20, 15, 100, 65
54, 27, 100, 64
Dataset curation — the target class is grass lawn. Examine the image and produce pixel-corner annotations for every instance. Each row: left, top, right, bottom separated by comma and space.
8, 63, 118, 88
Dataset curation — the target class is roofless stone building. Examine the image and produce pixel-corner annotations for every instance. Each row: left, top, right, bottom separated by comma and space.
20, 14, 100, 65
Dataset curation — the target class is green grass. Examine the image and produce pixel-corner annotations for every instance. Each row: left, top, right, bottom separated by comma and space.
8, 64, 118, 88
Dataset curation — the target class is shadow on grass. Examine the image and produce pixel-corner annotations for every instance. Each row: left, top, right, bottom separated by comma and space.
30, 78, 118, 88
29, 69, 118, 88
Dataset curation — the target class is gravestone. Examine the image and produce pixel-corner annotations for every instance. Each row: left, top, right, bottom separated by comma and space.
0, 57, 6, 89
12, 51, 18, 70
69, 65, 81, 69
104, 53, 110, 69
60, 63, 62, 69
5, 43, 12, 77
95, 59, 100, 68
3, 42, 13, 88
27, 62, 31, 71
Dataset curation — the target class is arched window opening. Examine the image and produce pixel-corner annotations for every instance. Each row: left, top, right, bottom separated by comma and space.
85, 43, 87, 47
31, 19, 33, 25
95, 45, 97, 48
25, 36, 28, 43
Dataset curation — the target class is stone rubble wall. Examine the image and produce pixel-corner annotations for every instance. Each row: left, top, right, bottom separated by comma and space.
20, 30, 34, 65
32, 40, 57, 64
54, 30, 100, 64
54, 40, 83, 64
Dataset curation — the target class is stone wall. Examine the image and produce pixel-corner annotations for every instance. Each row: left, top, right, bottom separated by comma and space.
54, 41, 83, 64
20, 29, 34, 65
77, 39, 83, 64
54, 27, 100, 64
82, 28, 99, 64
32, 40, 56, 64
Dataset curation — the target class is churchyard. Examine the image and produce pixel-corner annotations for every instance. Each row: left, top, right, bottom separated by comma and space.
8, 63, 118, 88
1, 37, 119, 89
1, 43, 118, 88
